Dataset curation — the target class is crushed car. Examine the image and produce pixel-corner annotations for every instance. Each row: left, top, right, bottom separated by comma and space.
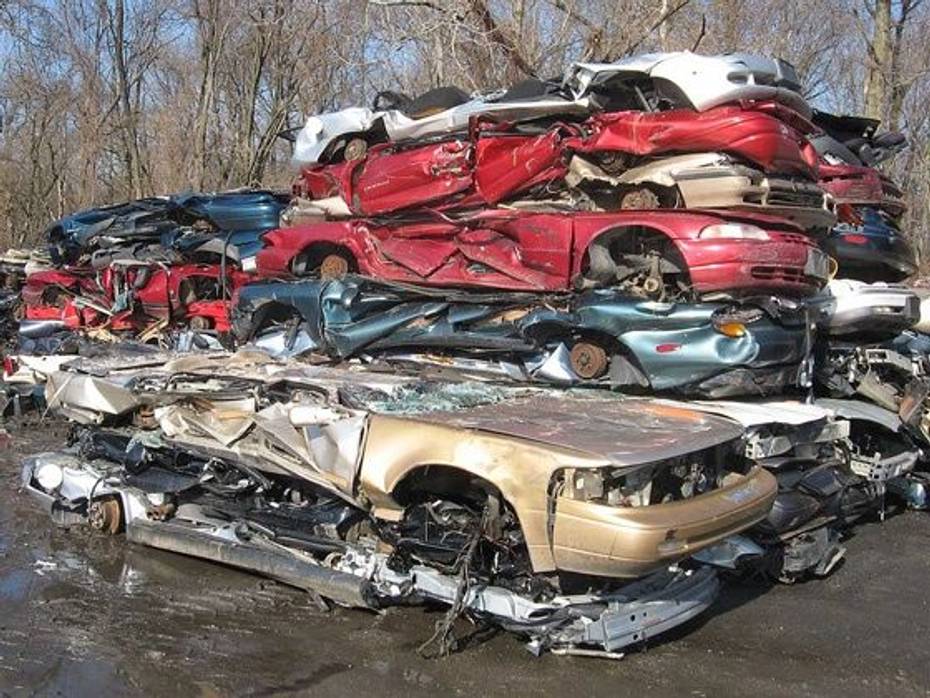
566, 152, 835, 232
811, 110, 907, 221
810, 279, 920, 338
257, 209, 829, 298
822, 206, 916, 283
22, 261, 248, 335
231, 276, 813, 398
667, 398, 922, 581
291, 52, 809, 168
291, 101, 821, 221
46, 189, 288, 269
21, 352, 777, 656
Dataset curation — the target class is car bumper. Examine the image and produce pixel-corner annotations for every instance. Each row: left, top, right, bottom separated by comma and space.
674, 168, 836, 231
825, 235, 917, 282
677, 238, 827, 297
552, 465, 777, 578
818, 291, 921, 336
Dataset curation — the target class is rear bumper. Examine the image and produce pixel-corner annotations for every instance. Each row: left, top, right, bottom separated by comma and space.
821, 293, 920, 336
825, 235, 917, 282
552, 465, 778, 578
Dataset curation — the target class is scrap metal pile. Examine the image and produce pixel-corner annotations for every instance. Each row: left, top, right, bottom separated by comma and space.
6, 51, 930, 658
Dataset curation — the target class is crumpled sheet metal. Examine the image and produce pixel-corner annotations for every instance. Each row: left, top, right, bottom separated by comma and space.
45, 370, 141, 424
234, 277, 809, 397
564, 51, 809, 116
155, 397, 258, 446
4, 355, 76, 385
566, 103, 817, 178
147, 375, 366, 497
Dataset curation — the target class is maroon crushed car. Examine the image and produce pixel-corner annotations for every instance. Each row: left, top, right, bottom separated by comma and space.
256, 208, 829, 299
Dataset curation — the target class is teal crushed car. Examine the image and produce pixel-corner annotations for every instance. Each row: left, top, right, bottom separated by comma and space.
232, 276, 813, 398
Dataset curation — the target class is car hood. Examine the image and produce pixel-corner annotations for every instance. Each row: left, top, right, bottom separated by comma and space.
421, 393, 744, 465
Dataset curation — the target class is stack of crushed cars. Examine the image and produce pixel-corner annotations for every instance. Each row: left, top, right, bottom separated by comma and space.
7, 52, 930, 658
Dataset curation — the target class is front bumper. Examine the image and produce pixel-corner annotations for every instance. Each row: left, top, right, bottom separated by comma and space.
678, 237, 827, 297
552, 465, 778, 578
674, 167, 836, 231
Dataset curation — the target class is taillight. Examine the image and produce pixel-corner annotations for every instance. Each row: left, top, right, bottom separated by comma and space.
3, 356, 18, 376
842, 234, 869, 245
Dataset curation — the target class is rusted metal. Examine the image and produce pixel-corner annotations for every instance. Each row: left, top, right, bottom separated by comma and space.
88, 498, 122, 535
570, 341, 609, 378
320, 253, 350, 279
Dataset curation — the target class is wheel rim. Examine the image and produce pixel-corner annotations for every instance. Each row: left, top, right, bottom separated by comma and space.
344, 138, 368, 161
619, 187, 661, 210
570, 342, 609, 379
319, 254, 349, 279
188, 316, 210, 331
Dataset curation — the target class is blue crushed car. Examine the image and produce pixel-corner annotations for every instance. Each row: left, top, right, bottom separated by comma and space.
46, 189, 289, 266
822, 207, 916, 283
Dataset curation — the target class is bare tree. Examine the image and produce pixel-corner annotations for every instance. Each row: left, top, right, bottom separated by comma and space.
0, 0, 925, 258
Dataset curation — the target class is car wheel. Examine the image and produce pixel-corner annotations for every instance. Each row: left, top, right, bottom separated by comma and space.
570, 342, 609, 379
319, 253, 351, 280
343, 138, 368, 161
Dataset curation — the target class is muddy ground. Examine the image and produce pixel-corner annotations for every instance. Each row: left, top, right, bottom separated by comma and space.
1, 420, 929, 698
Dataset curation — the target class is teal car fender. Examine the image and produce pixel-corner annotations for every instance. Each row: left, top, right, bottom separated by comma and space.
520, 293, 809, 392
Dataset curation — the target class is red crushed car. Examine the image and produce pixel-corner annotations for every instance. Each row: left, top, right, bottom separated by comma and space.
295, 101, 820, 218
22, 263, 248, 332
22, 269, 105, 328
256, 209, 829, 298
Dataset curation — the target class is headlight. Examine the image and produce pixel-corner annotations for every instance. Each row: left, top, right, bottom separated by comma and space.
699, 224, 770, 240
36, 462, 64, 490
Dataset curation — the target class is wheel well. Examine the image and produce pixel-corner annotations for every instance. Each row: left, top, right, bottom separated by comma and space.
176, 275, 222, 306
582, 225, 690, 285
246, 300, 303, 339
320, 131, 371, 164
615, 181, 681, 209
548, 327, 648, 382
586, 225, 684, 266
292, 242, 357, 276
390, 465, 525, 531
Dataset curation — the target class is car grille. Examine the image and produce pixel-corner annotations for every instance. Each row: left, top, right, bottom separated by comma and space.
750, 266, 808, 283
745, 188, 825, 208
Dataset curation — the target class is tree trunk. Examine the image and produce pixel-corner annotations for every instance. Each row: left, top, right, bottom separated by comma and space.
864, 0, 892, 121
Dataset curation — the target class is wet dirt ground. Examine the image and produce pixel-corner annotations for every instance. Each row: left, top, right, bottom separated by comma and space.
1, 421, 929, 698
